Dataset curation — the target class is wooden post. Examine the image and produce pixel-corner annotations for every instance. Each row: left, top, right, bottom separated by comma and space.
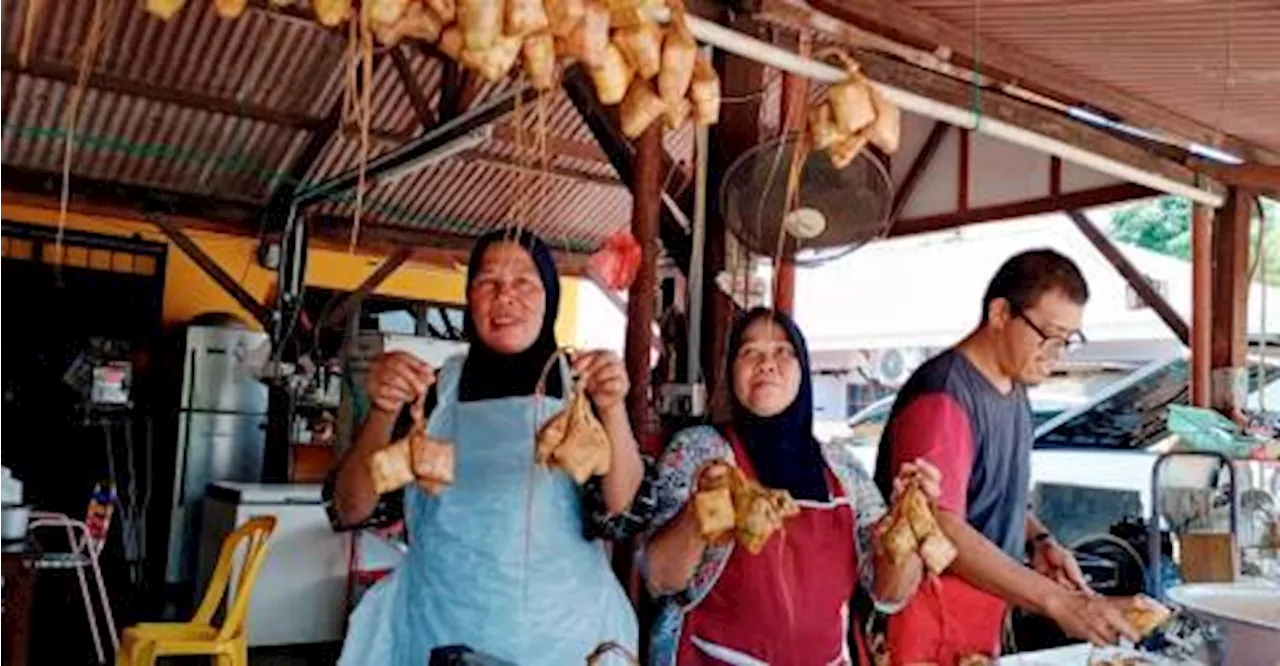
773, 39, 810, 315
1192, 203, 1213, 407
704, 36, 768, 417
626, 123, 662, 450
1210, 187, 1255, 414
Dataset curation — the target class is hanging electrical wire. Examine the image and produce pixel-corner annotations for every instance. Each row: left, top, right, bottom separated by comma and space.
56, 0, 116, 261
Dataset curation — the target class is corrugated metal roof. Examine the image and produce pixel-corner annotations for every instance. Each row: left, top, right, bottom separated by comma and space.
900, 0, 1280, 156
1, 0, 656, 252
1, 72, 309, 203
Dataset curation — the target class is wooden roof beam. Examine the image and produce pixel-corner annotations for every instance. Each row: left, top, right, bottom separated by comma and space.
389, 45, 438, 128
322, 247, 415, 327
890, 183, 1158, 237
844, 48, 1212, 197
888, 120, 949, 224
1070, 210, 1189, 346
148, 212, 274, 328
767, 0, 1277, 165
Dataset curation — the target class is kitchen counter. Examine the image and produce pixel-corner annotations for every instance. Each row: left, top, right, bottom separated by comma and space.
998, 644, 1198, 665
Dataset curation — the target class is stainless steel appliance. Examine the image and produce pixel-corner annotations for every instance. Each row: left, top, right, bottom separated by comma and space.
164, 326, 269, 584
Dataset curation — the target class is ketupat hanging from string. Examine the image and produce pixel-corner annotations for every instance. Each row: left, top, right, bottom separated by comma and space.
141, 0, 726, 153
144, 0, 185, 21
808, 50, 903, 169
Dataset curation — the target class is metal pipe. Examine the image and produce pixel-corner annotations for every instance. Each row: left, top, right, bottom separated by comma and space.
646, 8, 1224, 208
294, 84, 534, 207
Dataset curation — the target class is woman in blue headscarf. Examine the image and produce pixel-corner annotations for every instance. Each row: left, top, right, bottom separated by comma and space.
331, 229, 643, 665
641, 308, 940, 666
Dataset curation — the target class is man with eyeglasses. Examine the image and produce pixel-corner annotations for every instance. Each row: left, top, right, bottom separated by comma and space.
874, 250, 1140, 664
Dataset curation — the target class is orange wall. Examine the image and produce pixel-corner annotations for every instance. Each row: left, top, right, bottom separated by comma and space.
1, 196, 579, 340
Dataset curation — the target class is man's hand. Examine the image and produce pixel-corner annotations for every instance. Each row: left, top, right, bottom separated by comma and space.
1044, 591, 1140, 646
367, 352, 435, 414
1031, 536, 1092, 593
573, 350, 630, 411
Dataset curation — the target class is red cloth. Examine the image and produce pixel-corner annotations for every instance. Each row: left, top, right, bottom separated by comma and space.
677, 429, 865, 666
885, 575, 1005, 665
883, 394, 1005, 664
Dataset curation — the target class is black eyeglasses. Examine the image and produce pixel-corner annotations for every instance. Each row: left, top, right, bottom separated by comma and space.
1014, 310, 1086, 356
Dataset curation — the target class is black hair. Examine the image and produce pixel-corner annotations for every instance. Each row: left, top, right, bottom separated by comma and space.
981, 249, 1089, 322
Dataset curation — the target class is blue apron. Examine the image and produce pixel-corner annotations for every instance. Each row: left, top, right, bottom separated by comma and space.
338, 355, 638, 666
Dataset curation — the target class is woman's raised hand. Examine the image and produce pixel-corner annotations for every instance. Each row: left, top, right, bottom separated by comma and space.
891, 457, 943, 505
367, 352, 436, 414
572, 350, 630, 412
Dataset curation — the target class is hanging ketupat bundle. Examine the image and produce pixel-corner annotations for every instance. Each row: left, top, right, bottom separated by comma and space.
214, 0, 248, 19
809, 103, 842, 151
535, 382, 612, 485
688, 52, 720, 126
367, 390, 456, 496
312, 0, 352, 27
879, 479, 956, 575
458, 0, 502, 51
375, 2, 445, 45
506, 0, 550, 38
150, 0, 724, 133
145, 0, 186, 20
692, 460, 800, 554
546, 0, 585, 37
523, 32, 559, 90
810, 51, 902, 169
658, 5, 696, 106
620, 80, 664, 137
613, 17, 663, 80
461, 33, 523, 82
693, 462, 739, 543
590, 42, 634, 105
564, 0, 611, 66
438, 25, 465, 59
426, 0, 457, 24
367, 0, 410, 26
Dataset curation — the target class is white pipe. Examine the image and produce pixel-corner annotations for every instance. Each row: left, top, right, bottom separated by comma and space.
650, 8, 1224, 209
687, 62, 711, 386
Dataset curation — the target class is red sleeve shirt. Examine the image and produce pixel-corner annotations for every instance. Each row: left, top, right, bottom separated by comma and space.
885, 393, 974, 515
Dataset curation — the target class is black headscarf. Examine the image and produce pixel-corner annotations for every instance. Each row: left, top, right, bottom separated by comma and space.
459, 229, 563, 401
726, 307, 830, 501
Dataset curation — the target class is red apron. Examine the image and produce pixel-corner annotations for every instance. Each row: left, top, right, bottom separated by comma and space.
676, 429, 867, 666
885, 574, 1005, 664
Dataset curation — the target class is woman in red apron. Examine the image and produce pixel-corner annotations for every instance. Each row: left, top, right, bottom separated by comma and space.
641, 308, 940, 666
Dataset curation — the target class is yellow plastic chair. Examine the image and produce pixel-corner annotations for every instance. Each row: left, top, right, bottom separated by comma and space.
116, 516, 277, 666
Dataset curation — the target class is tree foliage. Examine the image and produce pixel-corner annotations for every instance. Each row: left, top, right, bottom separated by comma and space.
1109, 196, 1280, 284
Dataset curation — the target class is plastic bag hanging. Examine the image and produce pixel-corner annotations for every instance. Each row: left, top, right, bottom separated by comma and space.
586, 231, 643, 290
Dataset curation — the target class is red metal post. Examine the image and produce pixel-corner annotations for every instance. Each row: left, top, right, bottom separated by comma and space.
1192, 202, 1213, 407
773, 63, 809, 315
